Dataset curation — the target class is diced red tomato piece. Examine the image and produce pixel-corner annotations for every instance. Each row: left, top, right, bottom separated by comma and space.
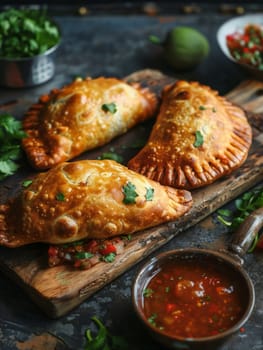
99, 243, 117, 256
48, 245, 58, 257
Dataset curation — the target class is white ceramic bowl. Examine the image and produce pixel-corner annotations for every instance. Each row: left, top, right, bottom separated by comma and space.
217, 14, 263, 78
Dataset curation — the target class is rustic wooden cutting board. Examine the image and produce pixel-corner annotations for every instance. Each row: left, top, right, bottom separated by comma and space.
0, 69, 263, 318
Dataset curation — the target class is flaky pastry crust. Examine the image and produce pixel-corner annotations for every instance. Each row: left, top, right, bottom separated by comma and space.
128, 80, 252, 189
22, 77, 158, 170
0, 160, 192, 247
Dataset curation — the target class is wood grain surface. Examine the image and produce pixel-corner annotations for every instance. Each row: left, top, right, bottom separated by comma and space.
0, 70, 262, 318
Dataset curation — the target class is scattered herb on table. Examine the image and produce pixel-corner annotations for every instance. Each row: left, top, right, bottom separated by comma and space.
84, 316, 129, 350
121, 139, 146, 149
0, 113, 27, 181
0, 8, 60, 58
98, 151, 124, 164
217, 186, 263, 251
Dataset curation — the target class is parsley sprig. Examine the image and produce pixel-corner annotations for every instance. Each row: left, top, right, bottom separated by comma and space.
217, 187, 263, 251
84, 316, 128, 350
0, 113, 27, 180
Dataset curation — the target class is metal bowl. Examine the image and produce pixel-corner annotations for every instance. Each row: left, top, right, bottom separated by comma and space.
217, 14, 263, 80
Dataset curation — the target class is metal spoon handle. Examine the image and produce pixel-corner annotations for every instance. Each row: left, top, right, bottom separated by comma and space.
230, 207, 263, 257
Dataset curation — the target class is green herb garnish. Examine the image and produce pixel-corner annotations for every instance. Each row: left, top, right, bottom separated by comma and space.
217, 187, 263, 252
75, 252, 94, 260
101, 103, 117, 114
84, 316, 128, 350
0, 8, 60, 58
101, 253, 116, 263
22, 179, 33, 188
98, 152, 123, 164
0, 113, 27, 181
193, 130, 204, 148
148, 313, 157, 327
145, 187, 154, 201
199, 105, 206, 110
56, 192, 65, 201
143, 288, 154, 297
122, 181, 139, 204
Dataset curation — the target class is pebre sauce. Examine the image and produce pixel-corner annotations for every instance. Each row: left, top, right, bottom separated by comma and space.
142, 255, 247, 339
226, 24, 263, 70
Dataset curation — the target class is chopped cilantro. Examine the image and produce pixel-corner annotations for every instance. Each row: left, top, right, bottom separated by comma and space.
75, 252, 94, 260
101, 102, 117, 114
199, 105, 206, 110
22, 179, 33, 188
145, 187, 154, 201
143, 288, 154, 297
148, 313, 157, 326
193, 130, 204, 148
56, 192, 65, 201
122, 181, 139, 204
101, 252, 116, 263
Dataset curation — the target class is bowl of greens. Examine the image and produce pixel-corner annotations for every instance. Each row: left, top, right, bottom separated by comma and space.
0, 8, 61, 88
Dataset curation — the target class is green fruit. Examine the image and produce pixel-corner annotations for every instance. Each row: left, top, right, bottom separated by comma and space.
163, 26, 210, 71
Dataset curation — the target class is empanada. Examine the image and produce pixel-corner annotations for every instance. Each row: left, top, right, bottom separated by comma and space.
22, 77, 158, 170
128, 80, 252, 189
0, 160, 192, 247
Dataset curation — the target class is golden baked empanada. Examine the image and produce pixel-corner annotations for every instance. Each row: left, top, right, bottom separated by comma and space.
128, 80, 252, 189
22, 77, 158, 170
0, 160, 192, 247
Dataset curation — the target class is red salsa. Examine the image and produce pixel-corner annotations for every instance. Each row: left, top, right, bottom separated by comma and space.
226, 24, 263, 70
142, 256, 246, 338
48, 237, 126, 269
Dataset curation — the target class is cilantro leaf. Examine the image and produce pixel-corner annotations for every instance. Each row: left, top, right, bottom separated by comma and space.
217, 186, 263, 251
101, 103, 117, 114
145, 187, 154, 201
0, 114, 26, 180
22, 179, 33, 188
101, 253, 116, 263
0, 160, 19, 180
122, 182, 139, 204
56, 192, 65, 201
75, 252, 94, 260
143, 288, 154, 297
84, 316, 129, 350
193, 130, 204, 148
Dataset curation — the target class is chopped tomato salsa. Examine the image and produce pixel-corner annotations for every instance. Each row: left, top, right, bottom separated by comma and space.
48, 237, 126, 269
142, 256, 246, 339
226, 24, 263, 70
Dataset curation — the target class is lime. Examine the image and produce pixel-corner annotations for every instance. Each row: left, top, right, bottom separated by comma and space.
163, 26, 210, 71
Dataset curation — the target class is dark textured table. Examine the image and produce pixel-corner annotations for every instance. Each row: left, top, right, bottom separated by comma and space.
0, 3, 263, 350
